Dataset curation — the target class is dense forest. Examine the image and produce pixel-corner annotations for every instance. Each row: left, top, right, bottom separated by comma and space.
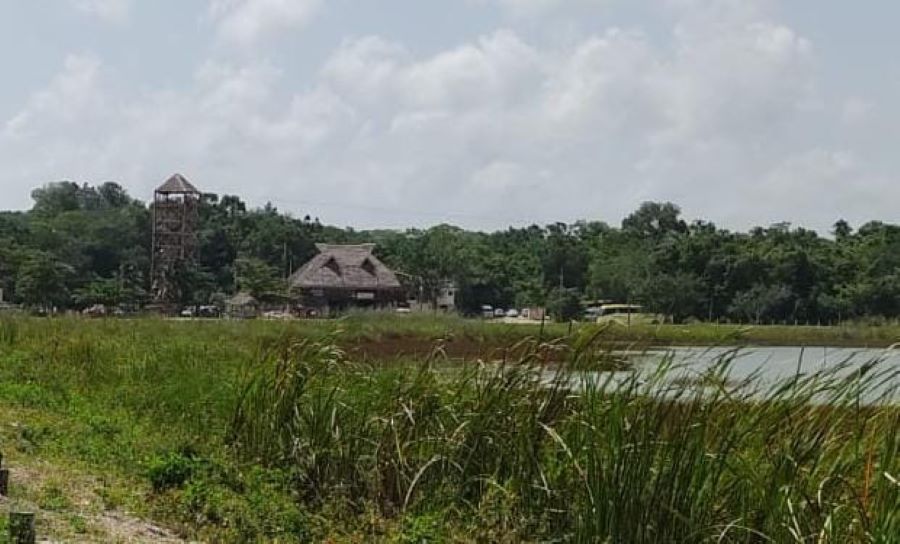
1, 181, 899, 323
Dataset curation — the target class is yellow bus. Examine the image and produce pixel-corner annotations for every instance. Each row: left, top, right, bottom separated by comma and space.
595, 304, 666, 326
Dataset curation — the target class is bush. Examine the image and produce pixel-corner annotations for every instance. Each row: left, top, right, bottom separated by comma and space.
147, 450, 198, 492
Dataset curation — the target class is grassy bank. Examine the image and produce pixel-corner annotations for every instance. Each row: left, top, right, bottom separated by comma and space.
7, 312, 900, 350
235, 311, 900, 348
285, 312, 900, 348
0, 317, 897, 542
293, 311, 900, 347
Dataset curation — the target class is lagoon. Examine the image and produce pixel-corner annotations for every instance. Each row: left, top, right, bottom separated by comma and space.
559, 345, 900, 403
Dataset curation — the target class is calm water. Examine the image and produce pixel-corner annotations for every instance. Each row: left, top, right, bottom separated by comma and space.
640, 345, 900, 379
553, 346, 900, 403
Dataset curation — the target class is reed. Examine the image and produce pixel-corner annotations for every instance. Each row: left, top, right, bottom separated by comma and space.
0, 317, 896, 541
228, 334, 900, 542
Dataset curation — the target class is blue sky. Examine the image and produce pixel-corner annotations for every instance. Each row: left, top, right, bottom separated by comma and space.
1, 0, 898, 231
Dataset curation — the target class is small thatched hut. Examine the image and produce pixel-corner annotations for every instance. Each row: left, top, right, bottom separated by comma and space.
289, 244, 403, 315
226, 292, 259, 319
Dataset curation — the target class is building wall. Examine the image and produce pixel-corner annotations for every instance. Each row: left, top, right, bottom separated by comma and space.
407, 283, 457, 313
298, 288, 403, 316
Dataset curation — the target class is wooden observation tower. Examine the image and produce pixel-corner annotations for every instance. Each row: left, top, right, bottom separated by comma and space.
151, 174, 201, 308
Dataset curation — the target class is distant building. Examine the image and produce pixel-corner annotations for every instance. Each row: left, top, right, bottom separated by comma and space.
288, 244, 403, 315
436, 283, 458, 312
150, 174, 201, 310
407, 281, 458, 313
226, 292, 259, 319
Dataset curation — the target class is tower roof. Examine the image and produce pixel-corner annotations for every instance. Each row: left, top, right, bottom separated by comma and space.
156, 174, 200, 195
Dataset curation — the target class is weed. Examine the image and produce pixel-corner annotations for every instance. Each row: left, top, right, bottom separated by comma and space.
0, 316, 896, 542
67, 515, 88, 534
147, 451, 199, 492
38, 482, 71, 511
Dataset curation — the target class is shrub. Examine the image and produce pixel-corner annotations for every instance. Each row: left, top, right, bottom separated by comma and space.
147, 450, 198, 492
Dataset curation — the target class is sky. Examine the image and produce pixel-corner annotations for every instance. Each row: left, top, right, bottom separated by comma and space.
1, 0, 899, 232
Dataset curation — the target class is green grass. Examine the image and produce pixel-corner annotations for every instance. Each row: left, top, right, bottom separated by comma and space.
290, 311, 900, 347
0, 316, 897, 542
6, 312, 900, 352
315, 311, 900, 347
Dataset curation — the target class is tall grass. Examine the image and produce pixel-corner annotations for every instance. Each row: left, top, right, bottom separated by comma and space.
227, 333, 900, 542
0, 318, 18, 347
0, 317, 897, 541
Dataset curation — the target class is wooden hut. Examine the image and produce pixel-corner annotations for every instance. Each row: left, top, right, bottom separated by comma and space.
289, 244, 403, 315
226, 292, 259, 319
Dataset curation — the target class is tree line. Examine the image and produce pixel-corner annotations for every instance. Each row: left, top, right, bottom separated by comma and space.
1, 181, 898, 323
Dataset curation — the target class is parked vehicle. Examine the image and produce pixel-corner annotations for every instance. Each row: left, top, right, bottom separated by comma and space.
83, 304, 107, 318
198, 305, 220, 318
595, 304, 666, 326
505, 309, 520, 318
582, 299, 612, 322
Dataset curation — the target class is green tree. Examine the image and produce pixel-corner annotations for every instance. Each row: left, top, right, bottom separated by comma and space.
589, 239, 649, 303
76, 278, 126, 307
832, 219, 852, 242
15, 252, 73, 311
543, 223, 588, 291
622, 202, 687, 239
235, 257, 282, 298
546, 287, 582, 322
172, 262, 217, 308
728, 284, 793, 324
30, 182, 82, 216
638, 272, 706, 323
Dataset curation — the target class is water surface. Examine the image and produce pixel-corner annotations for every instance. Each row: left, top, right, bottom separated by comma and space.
555, 345, 900, 403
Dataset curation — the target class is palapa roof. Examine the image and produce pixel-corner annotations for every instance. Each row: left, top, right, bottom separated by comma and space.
227, 292, 258, 306
289, 244, 402, 292
156, 174, 200, 195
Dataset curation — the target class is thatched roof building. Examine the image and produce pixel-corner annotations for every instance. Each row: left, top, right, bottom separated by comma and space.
227, 292, 258, 307
156, 173, 201, 195
289, 244, 402, 314
226, 292, 259, 319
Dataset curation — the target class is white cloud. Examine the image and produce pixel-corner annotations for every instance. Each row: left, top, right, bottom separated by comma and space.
209, 0, 321, 46
841, 97, 873, 126
755, 149, 893, 227
71, 0, 131, 24
0, 1, 884, 231
5, 54, 105, 139
764, 149, 856, 193
486, 0, 610, 18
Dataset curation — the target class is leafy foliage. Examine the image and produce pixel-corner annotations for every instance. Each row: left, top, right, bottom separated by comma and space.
4, 182, 900, 323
